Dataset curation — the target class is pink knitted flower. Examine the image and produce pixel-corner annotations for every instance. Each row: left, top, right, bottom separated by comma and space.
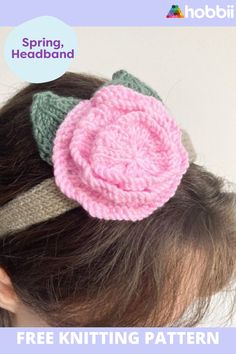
52, 85, 189, 221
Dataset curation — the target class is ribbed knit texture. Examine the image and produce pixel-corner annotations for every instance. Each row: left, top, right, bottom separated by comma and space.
31, 92, 80, 164
30, 70, 162, 165
52, 84, 189, 221
0, 179, 78, 237
181, 130, 197, 163
0, 70, 197, 235
0, 128, 196, 236
108, 70, 162, 101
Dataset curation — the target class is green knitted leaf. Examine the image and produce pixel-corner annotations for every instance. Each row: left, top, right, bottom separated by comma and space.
31, 91, 80, 165
109, 70, 162, 101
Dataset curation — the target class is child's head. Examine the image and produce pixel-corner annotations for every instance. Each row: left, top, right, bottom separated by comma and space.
0, 72, 235, 327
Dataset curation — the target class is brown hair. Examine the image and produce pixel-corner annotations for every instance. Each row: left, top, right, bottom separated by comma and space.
0, 72, 236, 327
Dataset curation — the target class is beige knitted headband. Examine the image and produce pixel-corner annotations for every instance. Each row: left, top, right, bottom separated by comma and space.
0, 130, 196, 238
0, 70, 197, 237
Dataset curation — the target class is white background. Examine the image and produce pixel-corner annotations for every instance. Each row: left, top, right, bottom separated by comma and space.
0, 27, 236, 326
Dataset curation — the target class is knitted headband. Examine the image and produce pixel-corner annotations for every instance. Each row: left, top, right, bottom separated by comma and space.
0, 70, 196, 237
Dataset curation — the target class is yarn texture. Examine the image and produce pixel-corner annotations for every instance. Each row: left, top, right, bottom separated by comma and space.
109, 70, 162, 101
31, 70, 162, 166
31, 92, 80, 164
52, 84, 189, 221
0, 179, 78, 237
0, 70, 197, 236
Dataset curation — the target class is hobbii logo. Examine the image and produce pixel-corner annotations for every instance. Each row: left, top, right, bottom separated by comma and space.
185, 4, 234, 19
166, 4, 235, 19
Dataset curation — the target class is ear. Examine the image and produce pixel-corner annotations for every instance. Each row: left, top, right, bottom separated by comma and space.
0, 268, 19, 313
